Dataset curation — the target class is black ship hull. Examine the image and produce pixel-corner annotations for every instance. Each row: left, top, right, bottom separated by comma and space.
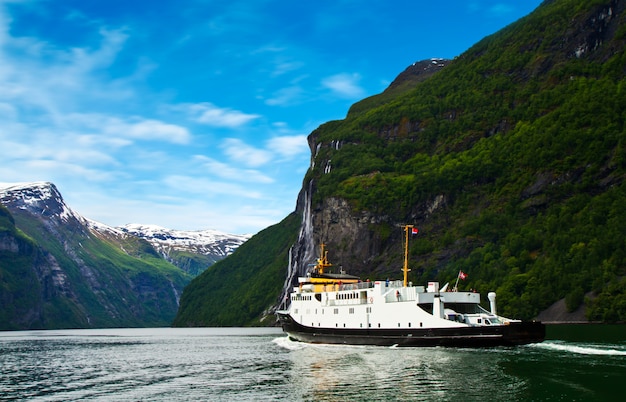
276, 312, 545, 347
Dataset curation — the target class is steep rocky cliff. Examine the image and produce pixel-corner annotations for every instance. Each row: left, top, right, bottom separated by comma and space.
173, 0, 626, 326
277, 0, 626, 322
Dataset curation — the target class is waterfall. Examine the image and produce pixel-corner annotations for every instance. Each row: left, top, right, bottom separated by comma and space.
276, 180, 315, 311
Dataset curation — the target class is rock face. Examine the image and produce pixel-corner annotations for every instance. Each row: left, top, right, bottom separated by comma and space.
272, 0, 626, 323
1, 181, 252, 329
0, 182, 190, 329
385, 59, 449, 93
312, 197, 386, 271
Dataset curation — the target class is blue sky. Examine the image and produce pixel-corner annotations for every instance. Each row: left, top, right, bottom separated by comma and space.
0, 0, 542, 234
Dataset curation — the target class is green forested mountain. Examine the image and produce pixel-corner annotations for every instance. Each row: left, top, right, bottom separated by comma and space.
172, 213, 300, 326
0, 183, 191, 330
175, 0, 626, 325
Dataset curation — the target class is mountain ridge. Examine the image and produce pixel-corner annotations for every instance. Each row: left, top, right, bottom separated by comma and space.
0, 181, 248, 329
175, 0, 626, 326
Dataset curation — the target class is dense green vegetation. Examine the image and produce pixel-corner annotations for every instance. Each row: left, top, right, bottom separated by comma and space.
302, 0, 626, 321
172, 213, 300, 326
0, 205, 191, 330
0, 205, 43, 329
175, 0, 625, 325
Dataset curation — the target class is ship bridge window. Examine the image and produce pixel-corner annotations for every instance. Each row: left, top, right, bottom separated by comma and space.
315, 294, 322, 302
445, 303, 483, 314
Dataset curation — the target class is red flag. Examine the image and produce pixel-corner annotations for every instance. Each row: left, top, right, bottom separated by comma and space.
411, 227, 419, 235
458, 271, 467, 280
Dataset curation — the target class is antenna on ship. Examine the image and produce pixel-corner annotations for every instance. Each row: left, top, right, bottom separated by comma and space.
402, 225, 418, 287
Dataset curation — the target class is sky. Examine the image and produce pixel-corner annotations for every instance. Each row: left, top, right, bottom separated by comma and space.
0, 0, 543, 235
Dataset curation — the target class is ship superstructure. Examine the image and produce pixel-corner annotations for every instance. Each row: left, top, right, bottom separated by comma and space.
276, 226, 545, 347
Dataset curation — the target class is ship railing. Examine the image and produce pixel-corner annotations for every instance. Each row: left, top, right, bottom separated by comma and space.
337, 281, 375, 292
382, 286, 417, 303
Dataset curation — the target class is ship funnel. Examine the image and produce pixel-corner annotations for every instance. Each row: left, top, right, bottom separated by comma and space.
488, 292, 497, 315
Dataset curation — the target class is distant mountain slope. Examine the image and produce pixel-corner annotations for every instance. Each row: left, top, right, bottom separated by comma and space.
348, 58, 450, 116
0, 182, 251, 329
175, 0, 626, 325
172, 212, 300, 327
0, 182, 192, 329
119, 224, 250, 276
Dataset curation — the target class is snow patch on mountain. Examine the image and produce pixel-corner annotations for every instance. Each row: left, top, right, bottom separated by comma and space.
119, 223, 251, 258
0, 181, 84, 225
1, 182, 251, 270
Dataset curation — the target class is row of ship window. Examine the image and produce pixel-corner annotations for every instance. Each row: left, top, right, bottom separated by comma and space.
310, 322, 425, 328
293, 307, 372, 315
293, 293, 363, 301
337, 292, 362, 300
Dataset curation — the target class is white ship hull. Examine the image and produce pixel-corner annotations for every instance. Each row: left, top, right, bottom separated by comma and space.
277, 280, 545, 347
277, 235, 544, 347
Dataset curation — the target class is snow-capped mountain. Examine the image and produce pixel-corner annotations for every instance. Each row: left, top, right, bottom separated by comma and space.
0, 181, 194, 329
118, 224, 251, 274
0, 181, 87, 228
0, 182, 250, 275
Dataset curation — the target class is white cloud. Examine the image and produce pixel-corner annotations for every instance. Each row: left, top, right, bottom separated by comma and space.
321, 73, 365, 99
182, 102, 261, 127
117, 119, 191, 144
0, 2, 305, 234
265, 85, 303, 106
163, 174, 263, 199
194, 155, 274, 183
75, 190, 281, 234
221, 138, 272, 167
271, 60, 305, 77
62, 113, 191, 144
0, 24, 131, 118
266, 135, 309, 158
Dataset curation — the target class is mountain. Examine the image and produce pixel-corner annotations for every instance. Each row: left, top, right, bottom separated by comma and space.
172, 212, 300, 327
1, 182, 219, 330
174, 0, 626, 326
118, 224, 250, 276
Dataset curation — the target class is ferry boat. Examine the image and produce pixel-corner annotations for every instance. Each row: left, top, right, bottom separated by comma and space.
276, 226, 545, 347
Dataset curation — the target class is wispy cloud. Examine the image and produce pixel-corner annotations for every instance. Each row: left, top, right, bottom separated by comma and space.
266, 135, 309, 159
321, 73, 365, 99
194, 155, 274, 183
163, 174, 263, 199
221, 138, 272, 167
106, 118, 191, 144
264, 85, 304, 106
180, 102, 261, 127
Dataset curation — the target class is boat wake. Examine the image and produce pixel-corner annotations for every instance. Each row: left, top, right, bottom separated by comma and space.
273, 336, 308, 351
530, 341, 626, 356
273, 336, 374, 352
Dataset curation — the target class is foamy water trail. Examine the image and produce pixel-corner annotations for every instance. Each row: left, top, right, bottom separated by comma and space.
273, 336, 371, 352
531, 341, 626, 356
273, 335, 307, 350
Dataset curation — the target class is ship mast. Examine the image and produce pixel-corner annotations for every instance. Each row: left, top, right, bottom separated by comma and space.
402, 225, 414, 287
316, 243, 332, 274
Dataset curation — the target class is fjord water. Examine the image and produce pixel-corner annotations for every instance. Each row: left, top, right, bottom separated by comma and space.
1, 326, 624, 401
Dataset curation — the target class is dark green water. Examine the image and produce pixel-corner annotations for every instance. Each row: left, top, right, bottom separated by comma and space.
0, 325, 624, 401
